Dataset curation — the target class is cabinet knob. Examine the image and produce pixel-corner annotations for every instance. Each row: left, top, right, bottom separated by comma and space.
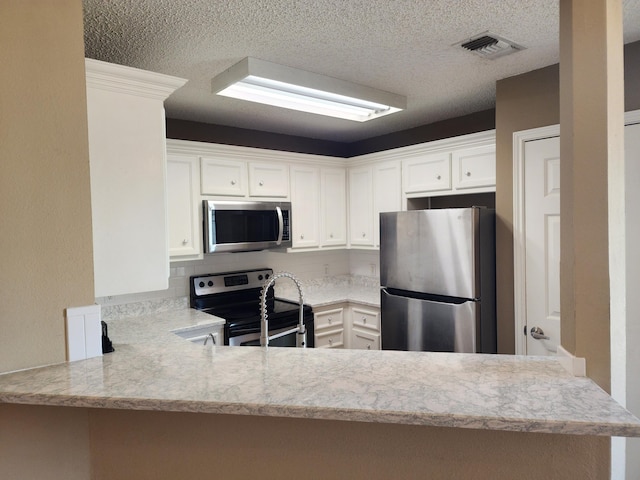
329, 233, 333, 238
259, 180, 264, 186
436, 175, 441, 180
328, 338, 333, 345
362, 317, 367, 323
300, 234, 304, 239
328, 317, 332, 323
231, 180, 236, 185
465, 171, 471, 177
182, 239, 188, 245
362, 232, 366, 238
367, 344, 371, 350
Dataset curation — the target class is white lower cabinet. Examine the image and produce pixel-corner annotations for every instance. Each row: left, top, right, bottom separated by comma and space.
348, 305, 381, 350
314, 305, 345, 348
351, 328, 380, 350
313, 303, 381, 350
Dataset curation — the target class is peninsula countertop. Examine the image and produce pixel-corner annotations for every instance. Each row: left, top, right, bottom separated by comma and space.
0, 304, 639, 438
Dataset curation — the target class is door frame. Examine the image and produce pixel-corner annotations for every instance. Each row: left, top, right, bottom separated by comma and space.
512, 110, 640, 355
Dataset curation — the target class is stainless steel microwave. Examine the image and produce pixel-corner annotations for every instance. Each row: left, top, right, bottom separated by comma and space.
203, 200, 292, 254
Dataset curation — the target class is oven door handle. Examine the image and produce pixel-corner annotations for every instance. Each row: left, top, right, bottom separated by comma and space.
267, 326, 300, 342
275, 206, 283, 246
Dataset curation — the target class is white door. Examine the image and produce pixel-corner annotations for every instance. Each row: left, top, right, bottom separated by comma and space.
524, 136, 561, 355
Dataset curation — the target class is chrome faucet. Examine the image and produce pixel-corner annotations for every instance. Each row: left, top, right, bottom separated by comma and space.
260, 272, 307, 348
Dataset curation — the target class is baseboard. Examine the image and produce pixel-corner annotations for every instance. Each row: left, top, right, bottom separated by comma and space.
556, 345, 586, 376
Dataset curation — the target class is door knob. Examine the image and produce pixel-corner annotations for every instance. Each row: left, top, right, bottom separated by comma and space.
530, 326, 550, 340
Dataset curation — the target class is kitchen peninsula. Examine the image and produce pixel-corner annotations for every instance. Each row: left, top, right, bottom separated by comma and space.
1, 306, 639, 478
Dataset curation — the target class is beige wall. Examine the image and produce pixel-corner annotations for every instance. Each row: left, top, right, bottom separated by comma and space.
494, 40, 640, 356
0, 2, 93, 478
0, 0, 95, 373
89, 409, 609, 480
494, 65, 560, 354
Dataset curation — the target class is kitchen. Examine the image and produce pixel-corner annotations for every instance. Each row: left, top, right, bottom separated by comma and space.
2, 1, 640, 479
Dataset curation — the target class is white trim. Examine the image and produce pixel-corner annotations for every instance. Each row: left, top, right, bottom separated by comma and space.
166, 139, 347, 167
512, 110, 640, 356
556, 345, 586, 376
349, 130, 496, 166
85, 58, 187, 100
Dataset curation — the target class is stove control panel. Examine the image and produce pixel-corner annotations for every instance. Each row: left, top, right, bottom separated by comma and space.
191, 268, 273, 297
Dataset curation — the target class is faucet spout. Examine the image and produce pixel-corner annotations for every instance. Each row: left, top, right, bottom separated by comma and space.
260, 272, 307, 348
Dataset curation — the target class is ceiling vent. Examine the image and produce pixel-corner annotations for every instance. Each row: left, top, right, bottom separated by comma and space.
456, 32, 524, 59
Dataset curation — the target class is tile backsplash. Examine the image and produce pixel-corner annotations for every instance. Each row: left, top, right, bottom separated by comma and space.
96, 249, 380, 309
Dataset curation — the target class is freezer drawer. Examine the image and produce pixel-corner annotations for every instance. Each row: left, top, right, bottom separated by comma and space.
381, 288, 477, 353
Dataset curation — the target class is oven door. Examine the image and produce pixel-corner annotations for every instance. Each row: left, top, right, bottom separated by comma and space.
228, 325, 299, 347
203, 200, 291, 254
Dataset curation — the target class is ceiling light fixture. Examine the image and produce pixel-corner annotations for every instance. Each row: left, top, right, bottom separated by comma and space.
211, 57, 406, 122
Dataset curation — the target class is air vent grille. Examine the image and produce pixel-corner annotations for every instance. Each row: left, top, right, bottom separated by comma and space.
457, 32, 524, 59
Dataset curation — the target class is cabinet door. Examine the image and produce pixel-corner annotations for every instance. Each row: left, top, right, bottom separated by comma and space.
348, 166, 374, 247
249, 162, 289, 198
290, 165, 320, 248
452, 145, 496, 190
201, 157, 247, 196
403, 153, 451, 194
167, 154, 202, 259
321, 168, 347, 247
373, 160, 401, 246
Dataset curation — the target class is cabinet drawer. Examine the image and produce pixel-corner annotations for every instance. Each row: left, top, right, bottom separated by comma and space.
351, 328, 380, 350
314, 308, 344, 330
315, 328, 344, 348
201, 157, 247, 196
351, 307, 380, 332
403, 153, 451, 193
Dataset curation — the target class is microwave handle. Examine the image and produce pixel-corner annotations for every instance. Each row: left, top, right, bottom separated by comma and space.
275, 206, 284, 245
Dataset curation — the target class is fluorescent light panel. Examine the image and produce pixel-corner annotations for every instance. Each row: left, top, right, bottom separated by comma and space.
212, 58, 406, 122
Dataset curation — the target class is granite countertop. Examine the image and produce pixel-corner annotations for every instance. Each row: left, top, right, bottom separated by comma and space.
276, 275, 380, 308
104, 307, 225, 346
0, 276, 639, 438
0, 332, 639, 436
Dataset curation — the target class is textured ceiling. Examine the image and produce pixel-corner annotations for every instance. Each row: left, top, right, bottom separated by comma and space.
83, 0, 640, 143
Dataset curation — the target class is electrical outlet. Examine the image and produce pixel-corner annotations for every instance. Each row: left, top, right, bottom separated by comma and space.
370, 263, 377, 275
324, 264, 329, 275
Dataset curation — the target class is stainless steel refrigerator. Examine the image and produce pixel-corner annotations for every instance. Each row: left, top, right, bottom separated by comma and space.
380, 207, 496, 353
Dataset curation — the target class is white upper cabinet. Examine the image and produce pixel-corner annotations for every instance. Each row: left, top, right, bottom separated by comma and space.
373, 160, 402, 246
400, 131, 496, 198
321, 168, 347, 247
403, 153, 451, 193
200, 153, 289, 200
289, 165, 346, 250
452, 145, 496, 190
167, 154, 202, 260
85, 59, 186, 298
248, 162, 289, 197
201, 157, 247, 196
348, 166, 374, 247
290, 165, 321, 248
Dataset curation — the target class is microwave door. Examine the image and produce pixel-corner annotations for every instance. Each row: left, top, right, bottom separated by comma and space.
203, 200, 291, 253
